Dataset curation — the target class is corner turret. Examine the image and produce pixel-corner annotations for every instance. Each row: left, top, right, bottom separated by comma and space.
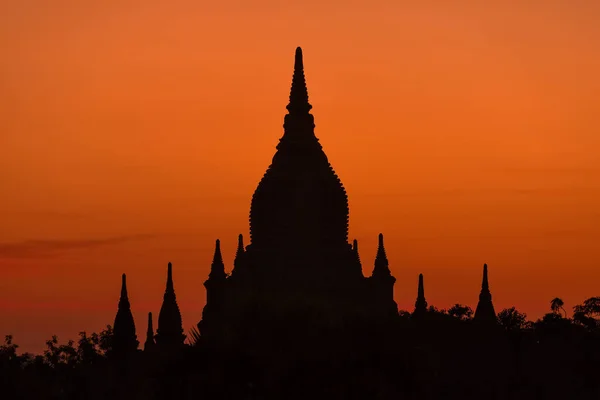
199, 239, 229, 339
372, 234, 393, 279
156, 262, 186, 348
474, 264, 497, 324
369, 234, 398, 318
112, 274, 139, 356
413, 274, 428, 318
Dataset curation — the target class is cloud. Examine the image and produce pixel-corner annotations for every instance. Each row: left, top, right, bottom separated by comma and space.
18, 211, 88, 220
0, 234, 156, 259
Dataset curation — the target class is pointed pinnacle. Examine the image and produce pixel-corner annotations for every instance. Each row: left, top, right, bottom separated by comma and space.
166, 262, 174, 292
376, 233, 387, 259
353, 239, 358, 252
286, 47, 312, 114
213, 239, 223, 264
121, 273, 128, 299
482, 263, 489, 291
236, 234, 244, 255
418, 273, 425, 297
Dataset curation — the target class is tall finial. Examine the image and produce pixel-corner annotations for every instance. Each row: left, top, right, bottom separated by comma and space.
119, 273, 129, 307
286, 47, 312, 114
166, 262, 174, 292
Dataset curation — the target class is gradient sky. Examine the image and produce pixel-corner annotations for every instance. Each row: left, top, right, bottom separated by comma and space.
1, 0, 599, 354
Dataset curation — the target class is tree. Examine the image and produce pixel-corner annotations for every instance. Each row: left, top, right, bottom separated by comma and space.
77, 331, 101, 364
497, 307, 529, 331
43, 335, 78, 368
550, 297, 567, 317
573, 297, 600, 331
98, 325, 114, 355
447, 304, 474, 321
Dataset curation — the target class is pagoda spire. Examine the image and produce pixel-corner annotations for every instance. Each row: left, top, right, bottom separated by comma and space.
286, 47, 312, 114
482, 263, 490, 291
372, 233, 392, 278
352, 239, 364, 278
209, 239, 227, 281
232, 234, 245, 276
249, 47, 349, 254
144, 312, 155, 351
156, 262, 185, 347
474, 263, 497, 324
413, 274, 428, 317
119, 273, 129, 308
112, 274, 139, 356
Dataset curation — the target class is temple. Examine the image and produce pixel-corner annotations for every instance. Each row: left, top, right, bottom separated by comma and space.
108, 47, 501, 354
197, 47, 398, 348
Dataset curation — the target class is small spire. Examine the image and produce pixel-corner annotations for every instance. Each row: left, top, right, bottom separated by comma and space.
119, 273, 129, 307
209, 239, 227, 280
113, 273, 138, 355
418, 274, 425, 300
482, 263, 489, 291
236, 234, 244, 258
474, 263, 497, 324
413, 273, 428, 317
213, 240, 222, 263
353, 239, 358, 252
377, 233, 386, 257
286, 47, 312, 114
156, 263, 185, 347
232, 234, 245, 276
144, 312, 155, 351
372, 233, 391, 278
166, 262, 174, 292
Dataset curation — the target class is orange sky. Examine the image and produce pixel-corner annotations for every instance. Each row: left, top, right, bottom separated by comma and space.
1, 1, 599, 354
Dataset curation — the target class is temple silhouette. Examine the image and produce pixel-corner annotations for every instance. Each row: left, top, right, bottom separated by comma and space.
109, 47, 498, 357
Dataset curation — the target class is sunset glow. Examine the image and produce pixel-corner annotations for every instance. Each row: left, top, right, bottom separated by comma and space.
1, 0, 599, 354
